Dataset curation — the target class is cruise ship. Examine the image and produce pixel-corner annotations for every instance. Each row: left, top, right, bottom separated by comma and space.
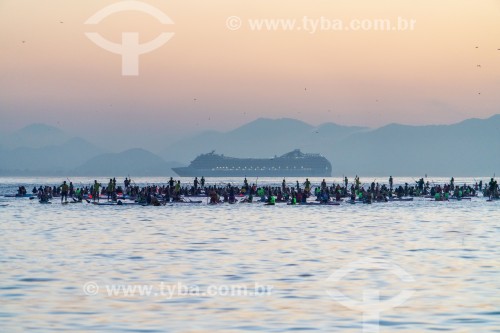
172, 149, 332, 177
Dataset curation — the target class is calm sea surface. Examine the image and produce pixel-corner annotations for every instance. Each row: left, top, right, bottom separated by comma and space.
0, 177, 499, 333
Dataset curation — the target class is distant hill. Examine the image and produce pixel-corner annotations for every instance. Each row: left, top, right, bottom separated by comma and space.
161, 115, 500, 177
160, 118, 367, 163
73, 148, 182, 176
0, 123, 71, 149
0, 123, 184, 176
0, 137, 105, 175
0, 123, 105, 175
2, 116, 498, 177
330, 115, 500, 176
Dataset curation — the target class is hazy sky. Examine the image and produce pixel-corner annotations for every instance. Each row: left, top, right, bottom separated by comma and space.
1, 0, 499, 150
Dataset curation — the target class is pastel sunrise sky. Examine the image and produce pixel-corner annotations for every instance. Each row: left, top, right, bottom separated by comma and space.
1, 0, 499, 150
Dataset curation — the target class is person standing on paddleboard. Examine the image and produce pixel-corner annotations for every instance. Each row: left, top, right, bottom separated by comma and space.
93, 180, 101, 203
194, 177, 199, 191
60, 181, 69, 203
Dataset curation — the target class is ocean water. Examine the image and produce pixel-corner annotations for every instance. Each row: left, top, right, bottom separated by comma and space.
0, 177, 499, 333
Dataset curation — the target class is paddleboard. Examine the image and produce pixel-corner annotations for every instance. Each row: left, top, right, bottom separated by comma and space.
287, 202, 339, 206
4, 194, 34, 198
171, 201, 203, 204
307, 202, 340, 206
389, 198, 414, 202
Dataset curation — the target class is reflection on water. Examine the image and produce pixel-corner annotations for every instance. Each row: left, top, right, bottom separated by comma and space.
0, 177, 499, 332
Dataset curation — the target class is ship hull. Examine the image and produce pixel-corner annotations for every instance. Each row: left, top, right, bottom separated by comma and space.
172, 167, 331, 177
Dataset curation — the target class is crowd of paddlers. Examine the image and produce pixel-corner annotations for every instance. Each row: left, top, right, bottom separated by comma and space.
10, 175, 500, 205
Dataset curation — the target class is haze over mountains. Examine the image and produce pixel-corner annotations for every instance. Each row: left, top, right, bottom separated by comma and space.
161, 115, 500, 176
0, 124, 180, 176
1, 115, 499, 177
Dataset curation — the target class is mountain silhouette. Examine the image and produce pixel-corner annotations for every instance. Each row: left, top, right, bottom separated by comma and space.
1, 116, 499, 176
73, 148, 182, 176
0, 123, 70, 149
163, 115, 500, 176
161, 118, 366, 163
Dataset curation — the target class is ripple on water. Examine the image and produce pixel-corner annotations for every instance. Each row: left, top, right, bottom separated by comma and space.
0, 177, 499, 333
285, 327, 319, 331
477, 311, 500, 316
18, 277, 60, 282
222, 274, 243, 280
448, 317, 488, 324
